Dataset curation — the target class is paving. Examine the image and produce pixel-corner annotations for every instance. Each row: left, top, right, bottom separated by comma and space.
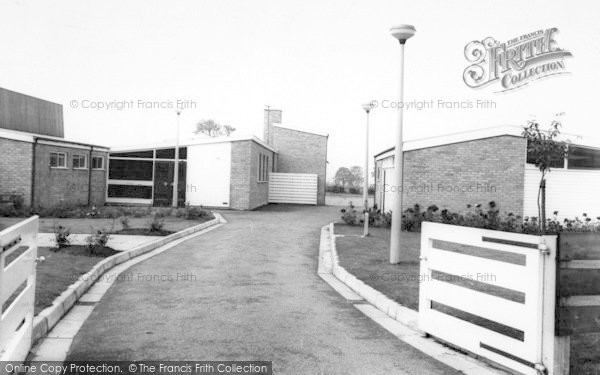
65, 205, 458, 375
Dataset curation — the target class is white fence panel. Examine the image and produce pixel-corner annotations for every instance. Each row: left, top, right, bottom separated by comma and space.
268, 173, 318, 205
419, 222, 557, 375
0, 216, 38, 363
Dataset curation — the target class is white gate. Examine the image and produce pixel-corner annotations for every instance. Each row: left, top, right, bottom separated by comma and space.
268, 173, 318, 205
0, 216, 38, 362
419, 222, 557, 375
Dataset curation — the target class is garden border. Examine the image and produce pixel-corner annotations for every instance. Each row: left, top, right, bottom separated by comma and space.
31, 214, 224, 345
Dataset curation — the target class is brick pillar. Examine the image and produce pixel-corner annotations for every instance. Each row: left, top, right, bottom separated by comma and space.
263, 109, 282, 146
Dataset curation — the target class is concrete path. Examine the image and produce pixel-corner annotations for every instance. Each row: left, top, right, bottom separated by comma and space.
66, 205, 458, 375
37, 233, 161, 251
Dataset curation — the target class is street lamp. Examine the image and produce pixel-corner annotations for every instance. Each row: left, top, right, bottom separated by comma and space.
389, 24, 416, 264
361, 101, 374, 237
172, 108, 182, 208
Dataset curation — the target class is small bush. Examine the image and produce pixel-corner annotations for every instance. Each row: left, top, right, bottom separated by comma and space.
326, 184, 345, 193
85, 228, 111, 255
119, 216, 131, 230
183, 203, 211, 220
147, 214, 165, 232
340, 202, 361, 225
53, 224, 71, 249
348, 187, 361, 195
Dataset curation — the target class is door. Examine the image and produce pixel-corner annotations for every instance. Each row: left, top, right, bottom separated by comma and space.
153, 161, 186, 207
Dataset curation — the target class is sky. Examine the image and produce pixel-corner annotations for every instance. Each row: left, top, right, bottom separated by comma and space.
1, 0, 599, 181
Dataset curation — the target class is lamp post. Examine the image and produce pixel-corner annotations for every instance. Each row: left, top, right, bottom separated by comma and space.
361, 102, 374, 237
389, 24, 416, 264
172, 108, 182, 208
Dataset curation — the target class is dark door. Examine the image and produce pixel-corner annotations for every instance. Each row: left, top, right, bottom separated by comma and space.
153, 161, 187, 207
153, 161, 173, 207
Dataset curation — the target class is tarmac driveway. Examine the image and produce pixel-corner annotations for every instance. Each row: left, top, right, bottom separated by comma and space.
67, 205, 458, 375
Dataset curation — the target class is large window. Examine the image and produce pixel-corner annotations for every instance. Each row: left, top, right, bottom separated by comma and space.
49, 152, 66, 168
109, 159, 154, 180
72, 154, 87, 169
568, 146, 600, 170
526, 140, 565, 168
92, 156, 104, 170
258, 154, 269, 182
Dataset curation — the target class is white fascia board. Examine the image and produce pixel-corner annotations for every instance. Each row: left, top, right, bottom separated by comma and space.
374, 125, 594, 161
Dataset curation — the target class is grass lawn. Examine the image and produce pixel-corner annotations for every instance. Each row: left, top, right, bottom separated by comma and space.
335, 223, 421, 309
34, 246, 118, 314
334, 222, 597, 373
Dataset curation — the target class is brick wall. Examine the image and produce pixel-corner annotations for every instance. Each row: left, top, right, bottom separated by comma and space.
33, 144, 108, 208
0, 138, 33, 206
263, 109, 282, 146
229, 140, 276, 210
272, 126, 328, 205
375, 135, 527, 216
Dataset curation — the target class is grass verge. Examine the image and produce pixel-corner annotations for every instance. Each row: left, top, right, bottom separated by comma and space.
34, 245, 118, 314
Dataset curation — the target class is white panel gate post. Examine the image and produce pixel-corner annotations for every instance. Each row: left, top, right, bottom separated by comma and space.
0, 216, 38, 365
418, 222, 560, 375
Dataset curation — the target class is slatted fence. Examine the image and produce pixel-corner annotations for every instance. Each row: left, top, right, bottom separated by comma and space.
0, 216, 38, 363
268, 173, 318, 205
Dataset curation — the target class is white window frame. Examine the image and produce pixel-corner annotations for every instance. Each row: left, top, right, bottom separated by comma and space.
49, 152, 67, 169
92, 156, 104, 170
72, 154, 88, 170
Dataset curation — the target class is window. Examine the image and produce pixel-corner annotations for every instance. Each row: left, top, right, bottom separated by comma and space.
526, 140, 564, 168
92, 156, 104, 170
568, 146, 600, 170
49, 152, 66, 168
258, 154, 269, 182
72, 154, 87, 169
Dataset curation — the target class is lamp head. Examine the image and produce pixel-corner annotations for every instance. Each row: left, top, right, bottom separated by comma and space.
362, 102, 374, 113
390, 24, 416, 44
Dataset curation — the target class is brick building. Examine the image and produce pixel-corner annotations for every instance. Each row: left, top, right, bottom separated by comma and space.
0, 88, 109, 209
107, 109, 328, 210
374, 126, 600, 220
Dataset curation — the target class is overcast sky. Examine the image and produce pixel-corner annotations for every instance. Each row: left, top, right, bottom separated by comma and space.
1, 0, 598, 180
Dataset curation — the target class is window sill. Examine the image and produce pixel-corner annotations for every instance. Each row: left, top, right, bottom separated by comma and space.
50, 166, 67, 169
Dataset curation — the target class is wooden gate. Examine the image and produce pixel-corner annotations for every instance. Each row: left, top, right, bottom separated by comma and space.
419, 222, 558, 375
0, 216, 38, 362
268, 173, 318, 205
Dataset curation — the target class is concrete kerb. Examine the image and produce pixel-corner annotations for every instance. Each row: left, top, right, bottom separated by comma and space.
31, 214, 224, 345
326, 222, 418, 329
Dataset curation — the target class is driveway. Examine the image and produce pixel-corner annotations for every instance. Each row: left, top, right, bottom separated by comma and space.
66, 205, 458, 375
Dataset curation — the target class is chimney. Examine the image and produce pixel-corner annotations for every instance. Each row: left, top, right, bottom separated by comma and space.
263, 108, 282, 146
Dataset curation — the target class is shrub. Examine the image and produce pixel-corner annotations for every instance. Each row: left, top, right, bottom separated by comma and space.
340, 202, 361, 225
326, 184, 345, 193
183, 203, 211, 220
85, 228, 111, 255
147, 214, 165, 232
348, 187, 361, 195
119, 216, 131, 230
53, 224, 71, 249
368, 205, 392, 228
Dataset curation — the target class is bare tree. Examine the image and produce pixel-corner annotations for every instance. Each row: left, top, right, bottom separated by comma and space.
194, 119, 236, 137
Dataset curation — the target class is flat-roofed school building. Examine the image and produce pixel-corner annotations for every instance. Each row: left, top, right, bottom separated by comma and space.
0, 87, 109, 208
374, 126, 600, 220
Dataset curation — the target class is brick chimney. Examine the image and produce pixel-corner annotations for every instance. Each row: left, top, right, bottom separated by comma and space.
263, 108, 282, 146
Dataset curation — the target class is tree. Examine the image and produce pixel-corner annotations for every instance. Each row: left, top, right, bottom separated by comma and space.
334, 167, 354, 187
349, 166, 364, 188
194, 119, 236, 137
522, 120, 569, 233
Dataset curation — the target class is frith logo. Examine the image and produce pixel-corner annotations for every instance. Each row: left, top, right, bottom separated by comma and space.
463, 28, 572, 92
